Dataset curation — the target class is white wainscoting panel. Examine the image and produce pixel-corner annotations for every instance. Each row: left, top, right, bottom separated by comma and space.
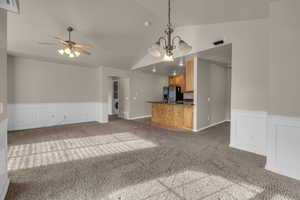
100, 102, 108, 123
8, 102, 105, 131
230, 109, 267, 156
266, 115, 300, 181
0, 119, 9, 200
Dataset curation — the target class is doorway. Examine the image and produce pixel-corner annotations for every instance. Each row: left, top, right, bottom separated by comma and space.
108, 77, 120, 121
107, 76, 130, 122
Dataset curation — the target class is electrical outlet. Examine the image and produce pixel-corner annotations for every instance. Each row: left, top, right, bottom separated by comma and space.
208, 97, 211, 102
0, 102, 3, 114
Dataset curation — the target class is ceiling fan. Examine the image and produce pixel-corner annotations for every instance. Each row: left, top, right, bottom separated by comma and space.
43, 26, 92, 58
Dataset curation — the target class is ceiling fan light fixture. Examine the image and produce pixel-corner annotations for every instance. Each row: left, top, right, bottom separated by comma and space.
53, 26, 91, 58
58, 49, 64, 55
64, 48, 71, 55
74, 51, 80, 57
69, 53, 75, 58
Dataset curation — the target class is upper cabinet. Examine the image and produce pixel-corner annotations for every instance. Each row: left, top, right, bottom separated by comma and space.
185, 59, 194, 92
169, 74, 186, 92
168, 59, 194, 93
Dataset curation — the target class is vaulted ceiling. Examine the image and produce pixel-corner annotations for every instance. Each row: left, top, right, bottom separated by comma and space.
8, 0, 272, 69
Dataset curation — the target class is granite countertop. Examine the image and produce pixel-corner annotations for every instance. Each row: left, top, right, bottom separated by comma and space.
148, 101, 194, 106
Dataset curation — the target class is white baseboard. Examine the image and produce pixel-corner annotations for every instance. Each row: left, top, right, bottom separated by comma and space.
266, 114, 300, 181
117, 112, 129, 120
230, 109, 267, 156
0, 119, 9, 200
8, 102, 106, 131
193, 120, 228, 132
128, 115, 152, 120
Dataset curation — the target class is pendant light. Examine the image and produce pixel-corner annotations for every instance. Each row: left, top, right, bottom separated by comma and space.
148, 0, 192, 61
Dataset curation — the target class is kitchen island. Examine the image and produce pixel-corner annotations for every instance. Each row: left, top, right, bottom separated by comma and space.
149, 102, 194, 131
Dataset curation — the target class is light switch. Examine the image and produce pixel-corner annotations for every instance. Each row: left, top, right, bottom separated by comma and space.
0, 102, 3, 114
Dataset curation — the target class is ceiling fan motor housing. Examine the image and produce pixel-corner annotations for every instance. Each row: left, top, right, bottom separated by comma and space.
67, 26, 74, 32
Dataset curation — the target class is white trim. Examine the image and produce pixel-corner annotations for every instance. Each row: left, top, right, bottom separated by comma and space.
128, 115, 152, 120
0, 178, 9, 200
230, 109, 267, 156
266, 114, 300, 181
96, 102, 108, 123
118, 112, 129, 120
8, 102, 106, 131
193, 56, 198, 131
0, 119, 9, 200
193, 120, 228, 132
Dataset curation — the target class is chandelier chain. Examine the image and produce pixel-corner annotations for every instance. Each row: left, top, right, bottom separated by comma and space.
168, 0, 171, 26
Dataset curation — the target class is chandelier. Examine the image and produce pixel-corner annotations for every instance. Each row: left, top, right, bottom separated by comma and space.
148, 0, 192, 62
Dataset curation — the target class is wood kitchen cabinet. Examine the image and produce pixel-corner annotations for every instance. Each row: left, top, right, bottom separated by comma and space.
169, 74, 186, 92
168, 59, 194, 93
151, 102, 193, 131
169, 76, 177, 86
183, 106, 193, 129
185, 59, 194, 92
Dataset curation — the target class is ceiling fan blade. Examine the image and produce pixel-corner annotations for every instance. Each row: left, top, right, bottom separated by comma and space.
51, 36, 64, 40
73, 44, 93, 49
59, 40, 69, 46
74, 47, 91, 55
51, 36, 68, 45
37, 42, 57, 46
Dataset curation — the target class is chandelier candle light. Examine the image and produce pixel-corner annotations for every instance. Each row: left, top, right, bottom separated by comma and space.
148, 0, 192, 62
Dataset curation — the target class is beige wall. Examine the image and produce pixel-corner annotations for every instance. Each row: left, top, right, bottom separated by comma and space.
119, 78, 130, 117
129, 72, 168, 118
225, 68, 232, 120
134, 19, 269, 112
269, 0, 300, 117
0, 10, 7, 121
196, 59, 230, 129
195, 59, 210, 129
96, 66, 168, 121
7, 56, 101, 103
209, 62, 229, 124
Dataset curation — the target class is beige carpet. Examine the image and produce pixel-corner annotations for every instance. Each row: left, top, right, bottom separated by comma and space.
5, 119, 300, 200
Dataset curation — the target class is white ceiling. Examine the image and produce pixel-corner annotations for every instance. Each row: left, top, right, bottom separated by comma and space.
136, 44, 232, 76
8, 0, 272, 69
